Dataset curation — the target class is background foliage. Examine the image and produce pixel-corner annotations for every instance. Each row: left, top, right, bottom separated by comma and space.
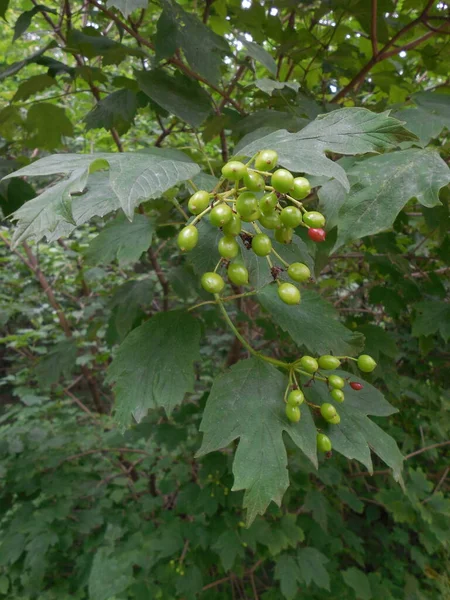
0, 0, 449, 598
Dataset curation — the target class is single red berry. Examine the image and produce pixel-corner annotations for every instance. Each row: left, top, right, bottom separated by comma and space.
308, 228, 326, 242
350, 382, 364, 391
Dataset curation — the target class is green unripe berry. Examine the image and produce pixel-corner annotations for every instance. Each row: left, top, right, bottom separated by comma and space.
236, 192, 258, 218
201, 272, 225, 294
330, 389, 345, 403
286, 403, 301, 423
259, 192, 278, 215
290, 176, 311, 200
275, 226, 293, 244
328, 375, 345, 390
243, 170, 265, 192
303, 211, 326, 228
240, 209, 261, 223
318, 355, 341, 370
271, 169, 294, 193
210, 203, 233, 227
222, 213, 242, 236
320, 402, 337, 421
188, 190, 210, 215
278, 282, 301, 305
259, 211, 281, 230
299, 355, 318, 373
252, 233, 272, 256
227, 263, 249, 286
317, 433, 332, 452
221, 160, 247, 181
218, 236, 239, 259
328, 414, 341, 425
280, 206, 302, 228
357, 354, 377, 373
288, 262, 311, 282
287, 390, 304, 406
255, 149, 278, 171
177, 225, 198, 252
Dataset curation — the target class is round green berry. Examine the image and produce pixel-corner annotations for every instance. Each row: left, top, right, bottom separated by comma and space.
287, 262, 311, 282
259, 211, 281, 230
357, 354, 377, 373
259, 192, 278, 215
255, 149, 278, 171
290, 177, 311, 200
243, 171, 265, 192
328, 375, 345, 390
201, 272, 225, 294
328, 414, 341, 425
177, 225, 198, 252
271, 169, 294, 194
236, 192, 258, 218
218, 236, 239, 259
299, 355, 318, 373
317, 433, 332, 452
210, 203, 233, 227
240, 209, 261, 223
278, 282, 301, 305
286, 403, 301, 423
227, 263, 249, 286
222, 213, 242, 236
252, 233, 272, 256
330, 389, 345, 403
222, 160, 247, 181
275, 226, 293, 244
280, 206, 302, 228
303, 211, 326, 228
287, 390, 304, 406
320, 402, 337, 421
318, 355, 341, 370
188, 190, 210, 215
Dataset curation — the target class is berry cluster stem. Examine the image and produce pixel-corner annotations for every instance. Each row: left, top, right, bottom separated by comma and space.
216, 297, 288, 369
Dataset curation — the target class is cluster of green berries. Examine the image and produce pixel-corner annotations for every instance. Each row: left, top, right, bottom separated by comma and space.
177, 150, 327, 305
169, 560, 185, 576
284, 353, 377, 454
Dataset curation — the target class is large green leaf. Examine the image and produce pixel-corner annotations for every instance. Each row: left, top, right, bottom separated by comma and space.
136, 69, 212, 127
34, 339, 77, 388
13, 74, 56, 102
236, 108, 416, 190
8, 167, 89, 246
342, 567, 372, 600
26, 103, 74, 149
84, 213, 154, 266
155, 0, 229, 85
296, 547, 330, 591
197, 358, 318, 525
3, 149, 200, 240
257, 287, 365, 357
412, 301, 450, 343
333, 149, 450, 249
274, 554, 301, 600
304, 376, 403, 479
9, 172, 121, 245
108, 278, 154, 341
238, 35, 277, 76
107, 311, 201, 426
106, 0, 148, 18
88, 548, 133, 600
13, 5, 56, 42
67, 28, 145, 65
84, 89, 138, 135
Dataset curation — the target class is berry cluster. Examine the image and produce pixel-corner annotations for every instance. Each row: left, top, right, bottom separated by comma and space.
177, 150, 327, 305
284, 353, 377, 454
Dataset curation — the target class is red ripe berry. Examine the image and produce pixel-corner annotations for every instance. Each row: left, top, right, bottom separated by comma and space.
350, 382, 364, 391
308, 228, 326, 242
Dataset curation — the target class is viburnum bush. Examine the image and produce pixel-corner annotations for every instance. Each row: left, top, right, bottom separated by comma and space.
0, 0, 449, 598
